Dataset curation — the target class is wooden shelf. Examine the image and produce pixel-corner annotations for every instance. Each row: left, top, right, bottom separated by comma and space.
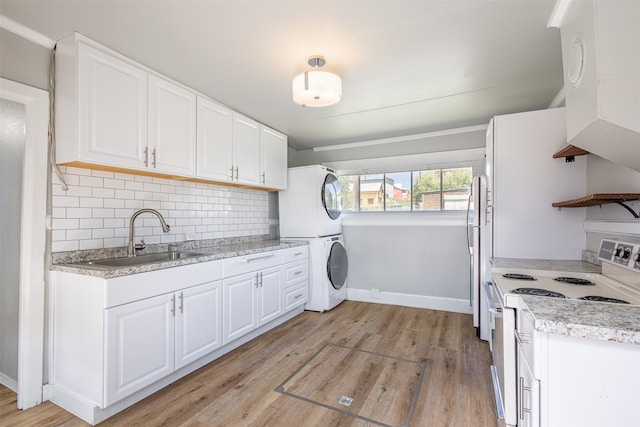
553, 193, 640, 218
552, 144, 590, 159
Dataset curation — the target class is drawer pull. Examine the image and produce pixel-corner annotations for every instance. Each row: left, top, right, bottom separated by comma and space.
294, 271, 303, 276
515, 331, 530, 345
294, 293, 302, 299
240, 254, 275, 263
294, 252, 303, 256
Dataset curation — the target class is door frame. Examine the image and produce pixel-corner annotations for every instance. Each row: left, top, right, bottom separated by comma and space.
0, 78, 49, 409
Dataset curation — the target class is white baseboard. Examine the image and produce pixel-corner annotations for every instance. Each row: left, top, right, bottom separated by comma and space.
347, 288, 472, 314
0, 372, 18, 393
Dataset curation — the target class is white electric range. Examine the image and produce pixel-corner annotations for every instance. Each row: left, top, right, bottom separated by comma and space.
485, 239, 640, 427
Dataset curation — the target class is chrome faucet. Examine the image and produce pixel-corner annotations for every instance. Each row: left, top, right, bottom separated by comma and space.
127, 208, 171, 257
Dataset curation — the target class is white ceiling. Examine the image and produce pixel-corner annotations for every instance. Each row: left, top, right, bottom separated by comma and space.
0, 0, 564, 151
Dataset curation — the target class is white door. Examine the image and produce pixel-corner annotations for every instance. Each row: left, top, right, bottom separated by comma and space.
105, 293, 175, 406
232, 113, 260, 185
175, 281, 222, 369
148, 75, 197, 176
257, 267, 283, 326
196, 97, 233, 181
77, 42, 148, 169
259, 126, 287, 190
222, 273, 257, 344
0, 79, 48, 409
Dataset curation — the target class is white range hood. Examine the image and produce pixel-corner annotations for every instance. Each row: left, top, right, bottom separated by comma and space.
554, 0, 640, 172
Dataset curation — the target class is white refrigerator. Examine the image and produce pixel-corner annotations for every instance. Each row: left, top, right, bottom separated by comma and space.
471, 107, 587, 341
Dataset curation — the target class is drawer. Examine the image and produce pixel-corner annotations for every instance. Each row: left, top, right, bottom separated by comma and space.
222, 250, 283, 277
283, 260, 309, 287
282, 246, 309, 264
284, 282, 308, 312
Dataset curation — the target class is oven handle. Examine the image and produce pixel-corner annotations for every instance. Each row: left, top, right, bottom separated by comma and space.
483, 282, 502, 313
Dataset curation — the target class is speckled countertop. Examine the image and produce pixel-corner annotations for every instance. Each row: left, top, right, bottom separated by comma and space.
51, 237, 308, 279
493, 256, 640, 345
518, 296, 640, 345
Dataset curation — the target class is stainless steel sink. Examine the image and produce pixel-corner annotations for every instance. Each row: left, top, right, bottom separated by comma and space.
70, 251, 207, 269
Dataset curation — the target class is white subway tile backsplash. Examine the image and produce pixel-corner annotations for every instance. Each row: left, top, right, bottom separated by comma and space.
51, 168, 270, 252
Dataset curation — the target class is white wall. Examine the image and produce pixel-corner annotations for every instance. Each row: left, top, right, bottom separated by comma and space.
51, 166, 270, 252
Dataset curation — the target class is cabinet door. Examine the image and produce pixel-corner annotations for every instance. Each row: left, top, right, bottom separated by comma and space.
517, 346, 540, 427
196, 97, 233, 181
77, 42, 148, 169
232, 113, 260, 185
259, 126, 288, 190
148, 74, 197, 176
222, 273, 257, 344
175, 281, 223, 369
105, 293, 175, 406
257, 266, 283, 326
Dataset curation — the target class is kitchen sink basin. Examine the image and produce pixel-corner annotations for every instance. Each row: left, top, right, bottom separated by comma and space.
71, 251, 207, 269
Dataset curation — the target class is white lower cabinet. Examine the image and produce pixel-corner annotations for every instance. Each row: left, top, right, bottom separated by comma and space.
49, 245, 308, 425
222, 257, 283, 345
105, 280, 221, 406
516, 346, 539, 427
105, 293, 175, 406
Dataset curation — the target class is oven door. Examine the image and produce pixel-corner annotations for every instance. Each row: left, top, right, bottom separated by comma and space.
484, 282, 516, 427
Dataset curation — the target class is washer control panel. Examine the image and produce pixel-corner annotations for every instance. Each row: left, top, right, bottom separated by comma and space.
599, 239, 640, 271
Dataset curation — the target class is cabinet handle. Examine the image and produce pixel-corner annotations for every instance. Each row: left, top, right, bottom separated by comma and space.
261, 172, 265, 184
144, 147, 149, 167
294, 270, 303, 276
170, 295, 175, 316
240, 254, 275, 263
254, 273, 259, 288
294, 293, 302, 300
519, 376, 532, 420
230, 166, 234, 180
234, 166, 239, 180
515, 331, 530, 345
259, 272, 263, 287
178, 292, 184, 314
152, 148, 157, 168
294, 252, 303, 256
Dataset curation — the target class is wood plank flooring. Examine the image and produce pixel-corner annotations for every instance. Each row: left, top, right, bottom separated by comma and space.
1, 301, 497, 427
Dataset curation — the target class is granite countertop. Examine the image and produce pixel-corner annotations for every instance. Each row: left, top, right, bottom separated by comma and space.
519, 296, 640, 345
51, 238, 308, 279
493, 256, 640, 345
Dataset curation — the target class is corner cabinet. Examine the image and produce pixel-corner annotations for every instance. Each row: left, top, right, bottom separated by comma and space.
55, 32, 287, 189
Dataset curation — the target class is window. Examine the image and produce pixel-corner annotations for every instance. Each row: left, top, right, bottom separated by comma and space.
339, 167, 472, 212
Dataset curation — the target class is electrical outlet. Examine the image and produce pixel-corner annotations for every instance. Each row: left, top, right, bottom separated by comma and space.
370, 288, 381, 299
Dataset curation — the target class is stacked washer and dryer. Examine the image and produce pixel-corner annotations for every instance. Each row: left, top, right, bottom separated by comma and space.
278, 165, 348, 312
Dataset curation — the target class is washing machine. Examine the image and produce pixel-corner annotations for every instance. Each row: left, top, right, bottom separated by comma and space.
278, 165, 342, 238
287, 235, 348, 312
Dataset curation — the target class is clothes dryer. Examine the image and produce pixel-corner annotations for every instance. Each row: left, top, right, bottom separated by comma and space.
278, 165, 342, 238
285, 235, 348, 312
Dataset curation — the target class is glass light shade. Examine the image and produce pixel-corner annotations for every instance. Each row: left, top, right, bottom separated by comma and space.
292, 70, 342, 107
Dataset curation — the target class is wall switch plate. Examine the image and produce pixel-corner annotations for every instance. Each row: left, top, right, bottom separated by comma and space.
370, 288, 381, 299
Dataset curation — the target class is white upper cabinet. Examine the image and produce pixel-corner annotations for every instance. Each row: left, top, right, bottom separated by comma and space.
148, 75, 197, 176
233, 113, 261, 185
559, 0, 640, 172
57, 39, 148, 169
196, 97, 234, 181
56, 33, 289, 187
259, 126, 288, 190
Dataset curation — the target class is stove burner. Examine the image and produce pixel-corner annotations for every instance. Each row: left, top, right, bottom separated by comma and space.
511, 288, 567, 298
502, 273, 537, 281
577, 296, 631, 304
553, 277, 595, 286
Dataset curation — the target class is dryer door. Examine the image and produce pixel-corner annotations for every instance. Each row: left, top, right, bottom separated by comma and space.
327, 241, 348, 290
321, 173, 342, 220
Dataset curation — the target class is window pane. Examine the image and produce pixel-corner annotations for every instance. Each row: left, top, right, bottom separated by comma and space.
412, 170, 441, 211
359, 174, 384, 211
338, 175, 357, 212
442, 167, 473, 210
385, 172, 412, 211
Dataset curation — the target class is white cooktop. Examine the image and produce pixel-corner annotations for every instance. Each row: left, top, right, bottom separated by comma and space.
492, 268, 640, 307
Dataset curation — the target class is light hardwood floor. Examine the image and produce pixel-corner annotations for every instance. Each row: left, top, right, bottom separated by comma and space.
1, 301, 498, 426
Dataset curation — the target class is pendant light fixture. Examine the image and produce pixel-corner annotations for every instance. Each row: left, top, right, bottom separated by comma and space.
292, 56, 342, 107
